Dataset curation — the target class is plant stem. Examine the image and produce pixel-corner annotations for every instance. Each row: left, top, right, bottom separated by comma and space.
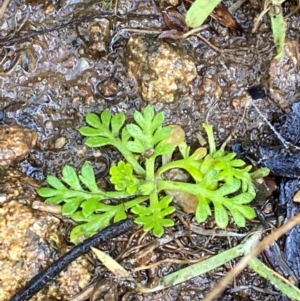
203, 124, 216, 154
138, 232, 261, 294
63, 190, 136, 201
156, 160, 181, 175
114, 140, 145, 176
158, 180, 209, 198
139, 240, 245, 293
145, 156, 160, 207
124, 196, 149, 210
249, 258, 300, 300
156, 159, 202, 180
145, 157, 155, 180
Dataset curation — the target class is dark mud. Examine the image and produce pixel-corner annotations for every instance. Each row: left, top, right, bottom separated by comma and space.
1, 0, 300, 300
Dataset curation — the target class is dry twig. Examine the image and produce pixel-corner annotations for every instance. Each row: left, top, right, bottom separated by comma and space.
0, 0, 10, 19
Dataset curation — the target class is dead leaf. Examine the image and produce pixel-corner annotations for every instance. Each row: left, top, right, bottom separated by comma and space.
164, 125, 186, 147
162, 7, 188, 32
91, 247, 133, 280
294, 190, 300, 203
210, 3, 243, 32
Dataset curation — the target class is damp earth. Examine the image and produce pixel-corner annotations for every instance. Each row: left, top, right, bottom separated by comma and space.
1, 0, 300, 300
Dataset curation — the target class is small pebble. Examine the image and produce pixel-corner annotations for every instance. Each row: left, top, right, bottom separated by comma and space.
293, 190, 300, 203
45, 4, 55, 14
45, 120, 54, 130
0, 194, 7, 203
55, 137, 67, 149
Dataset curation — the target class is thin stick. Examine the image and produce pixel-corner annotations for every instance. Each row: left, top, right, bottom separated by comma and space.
0, 0, 11, 19
285, 0, 300, 19
203, 213, 300, 301
196, 33, 224, 53
70, 285, 93, 301
252, 0, 271, 33
182, 25, 210, 39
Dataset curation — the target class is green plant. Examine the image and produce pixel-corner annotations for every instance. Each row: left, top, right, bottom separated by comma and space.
38, 106, 269, 243
186, 0, 286, 60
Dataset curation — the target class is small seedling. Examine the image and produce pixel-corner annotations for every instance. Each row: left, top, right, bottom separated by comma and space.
38, 106, 269, 243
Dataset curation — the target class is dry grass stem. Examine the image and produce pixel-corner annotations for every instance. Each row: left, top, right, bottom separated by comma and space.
203, 213, 300, 301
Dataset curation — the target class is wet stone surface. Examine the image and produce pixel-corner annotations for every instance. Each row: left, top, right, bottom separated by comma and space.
264, 39, 300, 113
0, 169, 93, 301
126, 36, 197, 103
0, 125, 37, 167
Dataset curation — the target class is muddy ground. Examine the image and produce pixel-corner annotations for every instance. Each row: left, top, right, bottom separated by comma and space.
1, 0, 300, 300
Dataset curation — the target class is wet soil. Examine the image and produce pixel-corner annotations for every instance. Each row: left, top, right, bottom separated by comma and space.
1, 0, 300, 300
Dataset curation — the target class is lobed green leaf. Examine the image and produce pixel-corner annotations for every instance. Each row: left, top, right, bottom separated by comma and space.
100, 110, 112, 127
152, 127, 173, 145
38, 187, 61, 198
86, 113, 102, 128
79, 127, 103, 137
229, 208, 247, 228
44, 195, 65, 204
154, 141, 175, 157
121, 127, 131, 143
85, 137, 112, 147
126, 140, 146, 153
81, 198, 100, 218
150, 112, 165, 132
111, 113, 126, 136
114, 207, 127, 222
62, 165, 82, 190
213, 202, 229, 228
79, 162, 100, 192
38, 106, 271, 241
140, 105, 155, 126
62, 198, 83, 215
133, 110, 146, 130
216, 178, 241, 196
70, 211, 114, 243
110, 160, 140, 193
47, 175, 67, 190
195, 196, 211, 223
231, 192, 255, 204
126, 124, 144, 139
